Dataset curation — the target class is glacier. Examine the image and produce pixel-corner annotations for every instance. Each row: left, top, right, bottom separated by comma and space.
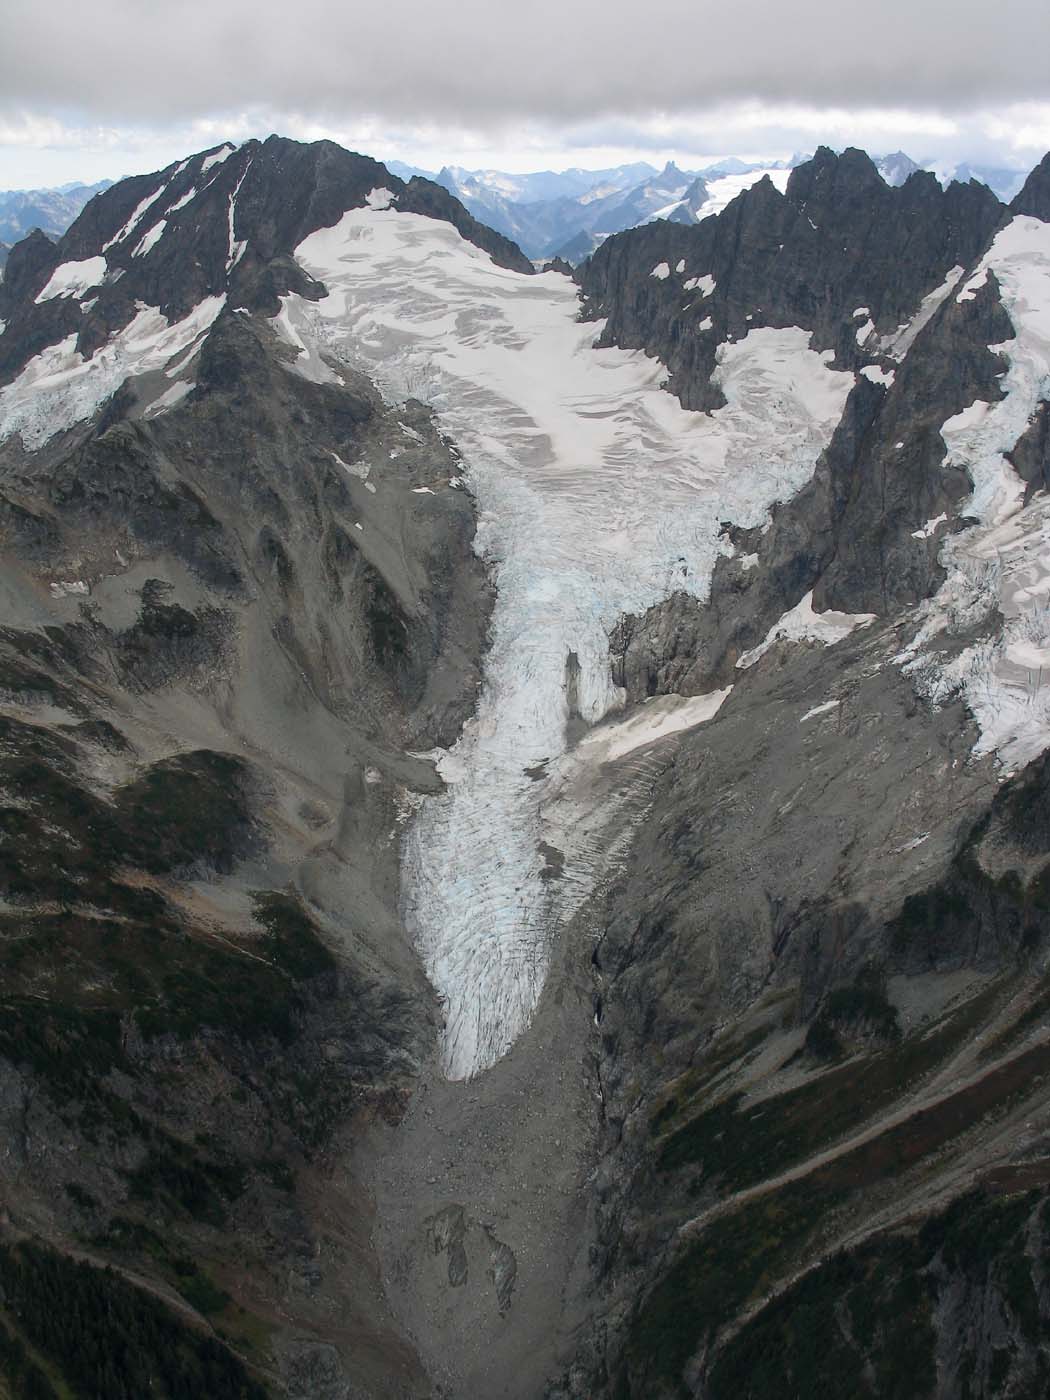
284, 199, 856, 1079
901, 216, 1050, 773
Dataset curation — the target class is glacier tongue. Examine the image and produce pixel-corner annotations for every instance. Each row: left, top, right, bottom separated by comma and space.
290, 204, 854, 1079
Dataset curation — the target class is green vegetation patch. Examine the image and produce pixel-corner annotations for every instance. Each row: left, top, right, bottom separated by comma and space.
0, 1238, 268, 1400
625, 1180, 842, 1393
0, 1315, 59, 1400
655, 981, 1000, 1189
706, 1187, 1050, 1400
252, 890, 336, 982
630, 1033, 1050, 1397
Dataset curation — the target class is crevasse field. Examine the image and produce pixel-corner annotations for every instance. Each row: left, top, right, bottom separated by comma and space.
286, 195, 856, 1078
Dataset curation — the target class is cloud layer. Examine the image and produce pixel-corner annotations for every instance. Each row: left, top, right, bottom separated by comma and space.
4, 0, 1047, 125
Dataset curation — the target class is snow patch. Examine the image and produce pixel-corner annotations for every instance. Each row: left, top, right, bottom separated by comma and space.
737, 591, 875, 669
800, 700, 840, 722
200, 144, 234, 175
578, 689, 731, 765
365, 187, 396, 210
650, 261, 671, 280
912, 513, 948, 539
132, 220, 167, 258
330, 449, 369, 481
226, 161, 252, 271
683, 273, 716, 296
166, 186, 197, 213
142, 379, 193, 419
880, 265, 965, 360
101, 161, 187, 251
35, 257, 107, 303
860, 364, 895, 386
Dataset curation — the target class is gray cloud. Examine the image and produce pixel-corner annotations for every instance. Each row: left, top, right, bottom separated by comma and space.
3, 0, 1048, 127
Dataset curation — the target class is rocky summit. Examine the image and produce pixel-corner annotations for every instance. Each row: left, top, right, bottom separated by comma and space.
1, 135, 1050, 1399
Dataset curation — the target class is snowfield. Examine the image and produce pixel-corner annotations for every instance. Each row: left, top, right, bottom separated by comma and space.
287, 201, 854, 1078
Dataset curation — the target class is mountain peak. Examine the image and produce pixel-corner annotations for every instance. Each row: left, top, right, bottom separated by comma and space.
1012, 150, 1050, 222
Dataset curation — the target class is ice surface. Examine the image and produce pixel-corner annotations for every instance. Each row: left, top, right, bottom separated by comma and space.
34, 257, 107, 302
288, 205, 853, 1079
900, 217, 1050, 769
737, 590, 875, 669
0, 295, 226, 449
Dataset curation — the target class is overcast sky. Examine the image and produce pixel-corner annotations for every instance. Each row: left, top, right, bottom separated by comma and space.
2, 0, 1048, 187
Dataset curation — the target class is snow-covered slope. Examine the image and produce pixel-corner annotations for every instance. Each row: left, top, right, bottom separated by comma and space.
284, 203, 853, 1077
901, 215, 1050, 769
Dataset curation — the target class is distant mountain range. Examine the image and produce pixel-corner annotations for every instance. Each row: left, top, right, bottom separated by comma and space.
0, 154, 1031, 275
389, 152, 1031, 261
0, 179, 112, 269
389, 155, 802, 260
